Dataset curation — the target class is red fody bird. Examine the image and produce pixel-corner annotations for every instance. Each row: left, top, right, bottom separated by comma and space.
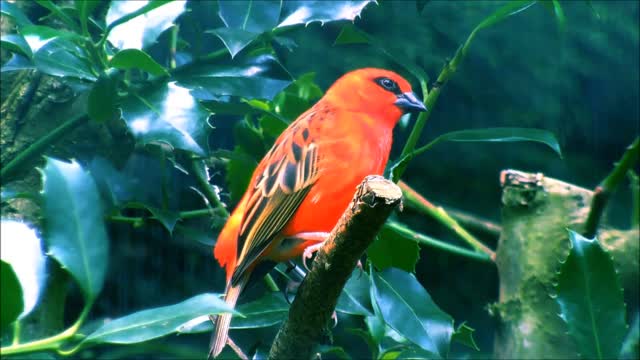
210, 68, 426, 357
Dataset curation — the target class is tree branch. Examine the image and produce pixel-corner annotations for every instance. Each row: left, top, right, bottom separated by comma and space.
268, 176, 402, 360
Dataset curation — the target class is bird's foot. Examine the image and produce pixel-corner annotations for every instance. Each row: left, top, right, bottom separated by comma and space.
302, 241, 326, 271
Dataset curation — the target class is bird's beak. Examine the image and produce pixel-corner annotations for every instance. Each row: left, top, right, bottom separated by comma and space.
395, 92, 427, 113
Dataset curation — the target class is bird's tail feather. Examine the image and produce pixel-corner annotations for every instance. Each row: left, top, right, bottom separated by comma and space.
209, 283, 243, 358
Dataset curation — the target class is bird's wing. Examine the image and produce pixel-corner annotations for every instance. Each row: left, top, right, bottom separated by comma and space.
230, 109, 322, 286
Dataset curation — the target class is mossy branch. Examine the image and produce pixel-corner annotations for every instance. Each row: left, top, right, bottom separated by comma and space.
268, 176, 402, 359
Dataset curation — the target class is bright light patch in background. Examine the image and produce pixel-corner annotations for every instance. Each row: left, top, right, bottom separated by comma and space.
1, 220, 46, 318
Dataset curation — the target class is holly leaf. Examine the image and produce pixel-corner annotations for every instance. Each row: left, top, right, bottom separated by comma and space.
555, 230, 627, 359
277, 0, 375, 27
109, 49, 169, 76
42, 158, 109, 301
0, 261, 23, 330
336, 270, 373, 316
368, 226, 420, 273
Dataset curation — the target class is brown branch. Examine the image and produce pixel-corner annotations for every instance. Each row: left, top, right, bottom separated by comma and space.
268, 176, 402, 360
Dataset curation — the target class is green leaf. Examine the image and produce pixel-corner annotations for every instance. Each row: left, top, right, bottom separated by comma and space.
0, 260, 23, 330
0, 220, 46, 319
120, 82, 212, 155
218, 0, 281, 32
336, 270, 373, 316
451, 322, 480, 351
391, 127, 562, 182
1, 53, 35, 73
277, 0, 375, 27
106, 0, 185, 50
209, 28, 259, 58
372, 268, 454, 358
333, 23, 369, 45
83, 293, 238, 344
555, 230, 627, 359
20, 24, 83, 52
1, 34, 33, 58
475, 0, 537, 32
368, 227, 420, 273
35, 0, 80, 31
109, 49, 169, 76
1, 1, 33, 27
175, 52, 292, 101
43, 158, 109, 300
88, 71, 120, 123
32, 37, 96, 80
225, 146, 258, 204
619, 313, 639, 360
232, 292, 289, 329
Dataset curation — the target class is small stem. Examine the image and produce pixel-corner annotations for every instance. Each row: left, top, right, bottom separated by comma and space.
187, 156, 229, 217
0, 300, 92, 356
12, 321, 21, 345
1, 114, 89, 183
399, 181, 496, 261
263, 274, 280, 292
169, 25, 178, 70
584, 137, 639, 238
384, 222, 492, 263
629, 170, 639, 229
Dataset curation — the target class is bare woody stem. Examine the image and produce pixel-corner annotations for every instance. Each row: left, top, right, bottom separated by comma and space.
584, 137, 639, 238
268, 176, 402, 359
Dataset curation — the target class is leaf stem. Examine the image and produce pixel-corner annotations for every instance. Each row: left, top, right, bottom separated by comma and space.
187, 156, 229, 217
584, 137, 640, 238
0, 300, 92, 356
399, 181, 496, 261
385, 221, 492, 263
1, 114, 89, 184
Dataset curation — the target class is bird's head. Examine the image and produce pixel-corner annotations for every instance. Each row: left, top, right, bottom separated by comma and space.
323, 68, 427, 127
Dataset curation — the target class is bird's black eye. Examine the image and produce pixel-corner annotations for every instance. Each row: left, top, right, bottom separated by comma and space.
375, 77, 400, 93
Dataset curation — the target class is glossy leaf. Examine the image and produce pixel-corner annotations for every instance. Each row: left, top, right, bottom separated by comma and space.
232, 292, 289, 329
0, 220, 46, 319
451, 322, 480, 351
88, 72, 119, 123
209, 27, 260, 58
20, 25, 83, 52
1, 34, 33, 58
372, 268, 453, 358
43, 158, 109, 300
555, 230, 627, 359
1, 1, 33, 27
218, 0, 281, 32
336, 270, 373, 316
1, 53, 35, 72
277, 0, 375, 27
84, 293, 238, 344
391, 127, 562, 182
106, 0, 185, 50
175, 52, 292, 101
32, 37, 96, 80
368, 226, 420, 273
109, 49, 169, 76
1, 260, 23, 330
120, 82, 212, 155
225, 146, 258, 203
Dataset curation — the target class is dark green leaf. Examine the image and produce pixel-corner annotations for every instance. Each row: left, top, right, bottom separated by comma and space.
555, 230, 627, 359
333, 24, 369, 45
120, 82, 212, 155
475, 0, 537, 31
106, 0, 185, 50
451, 322, 480, 351
209, 27, 259, 58
372, 268, 453, 358
43, 158, 109, 300
109, 49, 169, 76
88, 72, 120, 123
32, 37, 96, 80
367, 227, 420, 273
0, 220, 46, 318
232, 292, 289, 329
1, 34, 33, 58
277, 0, 375, 27
35, 0, 80, 31
1, 1, 33, 27
259, 114, 288, 140
416, 0, 430, 13
234, 120, 267, 160
346, 327, 379, 359
396, 346, 439, 359
225, 146, 258, 204
619, 313, 639, 360
175, 52, 292, 101
316, 345, 351, 360
84, 293, 239, 344
218, 0, 281, 32
0, 260, 23, 330
1, 53, 35, 72
336, 270, 373, 316
75, 0, 101, 24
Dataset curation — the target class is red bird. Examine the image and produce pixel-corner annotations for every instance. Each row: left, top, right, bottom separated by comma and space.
210, 68, 426, 357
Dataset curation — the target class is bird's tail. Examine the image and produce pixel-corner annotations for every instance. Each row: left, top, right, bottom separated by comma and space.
209, 283, 243, 358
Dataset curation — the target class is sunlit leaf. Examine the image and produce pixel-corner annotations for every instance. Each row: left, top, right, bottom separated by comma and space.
555, 230, 627, 359
88, 71, 120, 123
372, 268, 453, 358
120, 82, 212, 155
336, 270, 373, 316
1, 1, 33, 27
1, 34, 32, 58
109, 49, 169, 76
106, 0, 185, 50
43, 158, 109, 300
83, 293, 239, 344
20, 25, 83, 52
368, 226, 420, 273
0, 220, 46, 319
0, 260, 23, 330
175, 52, 292, 101
277, 0, 375, 27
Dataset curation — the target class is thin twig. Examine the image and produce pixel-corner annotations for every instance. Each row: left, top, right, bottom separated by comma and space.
584, 137, 639, 238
